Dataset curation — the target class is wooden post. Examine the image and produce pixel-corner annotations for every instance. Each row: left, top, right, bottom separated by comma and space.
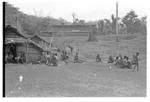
25, 39, 28, 63
116, 1, 119, 42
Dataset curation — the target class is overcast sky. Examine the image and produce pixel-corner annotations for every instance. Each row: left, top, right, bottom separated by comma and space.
5, 0, 148, 22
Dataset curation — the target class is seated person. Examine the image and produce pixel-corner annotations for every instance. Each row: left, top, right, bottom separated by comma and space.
5, 54, 8, 64
15, 55, 21, 64
7, 54, 13, 63
15, 53, 24, 64
119, 56, 131, 68
114, 56, 119, 65
74, 52, 79, 63
61, 50, 67, 61
118, 54, 123, 64
108, 55, 114, 63
96, 54, 102, 62
119, 54, 123, 60
40, 54, 47, 64
47, 52, 53, 65
51, 53, 58, 66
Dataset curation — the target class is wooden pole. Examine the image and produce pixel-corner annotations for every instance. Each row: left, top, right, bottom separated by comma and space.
26, 39, 28, 63
116, 1, 119, 42
115, 1, 120, 56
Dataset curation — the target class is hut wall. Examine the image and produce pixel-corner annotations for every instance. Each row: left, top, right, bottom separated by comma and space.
16, 43, 42, 62
16, 43, 26, 55
27, 43, 42, 62
5, 26, 43, 63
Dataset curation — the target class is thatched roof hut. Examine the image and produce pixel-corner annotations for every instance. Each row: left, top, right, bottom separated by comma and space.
5, 25, 44, 63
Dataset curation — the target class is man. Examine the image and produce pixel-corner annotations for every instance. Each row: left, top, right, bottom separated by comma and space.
74, 52, 79, 63
118, 54, 123, 64
108, 55, 114, 63
46, 52, 51, 65
122, 56, 131, 69
15, 55, 21, 64
68, 45, 73, 55
5, 53, 8, 64
118, 54, 123, 60
114, 56, 119, 65
52, 53, 58, 66
96, 54, 102, 62
132, 52, 139, 71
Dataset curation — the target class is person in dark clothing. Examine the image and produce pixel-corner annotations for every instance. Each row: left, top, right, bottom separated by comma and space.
117, 54, 123, 64
114, 56, 119, 65
74, 52, 79, 63
122, 56, 132, 69
5, 53, 8, 64
132, 52, 139, 71
51, 53, 58, 66
61, 50, 67, 61
108, 55, 114, 63
10, 44, 17, 63
68, 45, 73, 54
96, 54, 102, 62
119, 54, 123, 60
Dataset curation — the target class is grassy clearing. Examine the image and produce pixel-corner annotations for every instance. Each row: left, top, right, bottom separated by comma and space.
5, 34, 146, 97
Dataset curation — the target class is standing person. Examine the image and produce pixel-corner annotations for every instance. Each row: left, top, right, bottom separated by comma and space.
132, 52, 140, 71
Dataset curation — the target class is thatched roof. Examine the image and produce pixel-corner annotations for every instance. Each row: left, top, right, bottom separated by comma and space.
30, 35, 50, 44
5, 25, 30, 38
5, 38, 27, 44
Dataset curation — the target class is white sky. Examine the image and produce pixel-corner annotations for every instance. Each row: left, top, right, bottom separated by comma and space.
5, 0, 148, 22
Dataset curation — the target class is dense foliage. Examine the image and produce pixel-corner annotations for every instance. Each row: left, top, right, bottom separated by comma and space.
5, 2, 69, 35
97, 10, 147, 35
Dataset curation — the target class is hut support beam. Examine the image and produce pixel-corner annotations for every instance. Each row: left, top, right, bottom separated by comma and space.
26, 40, 28, 63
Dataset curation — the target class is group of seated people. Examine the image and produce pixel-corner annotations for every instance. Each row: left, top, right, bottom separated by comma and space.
108, 54, 131, 68
61, 50, 81, 63
107, 53, 139, 69
40, 52, 58, 66
5, 52, 25, 64
42, 49, 82, 66
96, 52, 139, 69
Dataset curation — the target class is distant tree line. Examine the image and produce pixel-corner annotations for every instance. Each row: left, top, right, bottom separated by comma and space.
97, 10, 147, 35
